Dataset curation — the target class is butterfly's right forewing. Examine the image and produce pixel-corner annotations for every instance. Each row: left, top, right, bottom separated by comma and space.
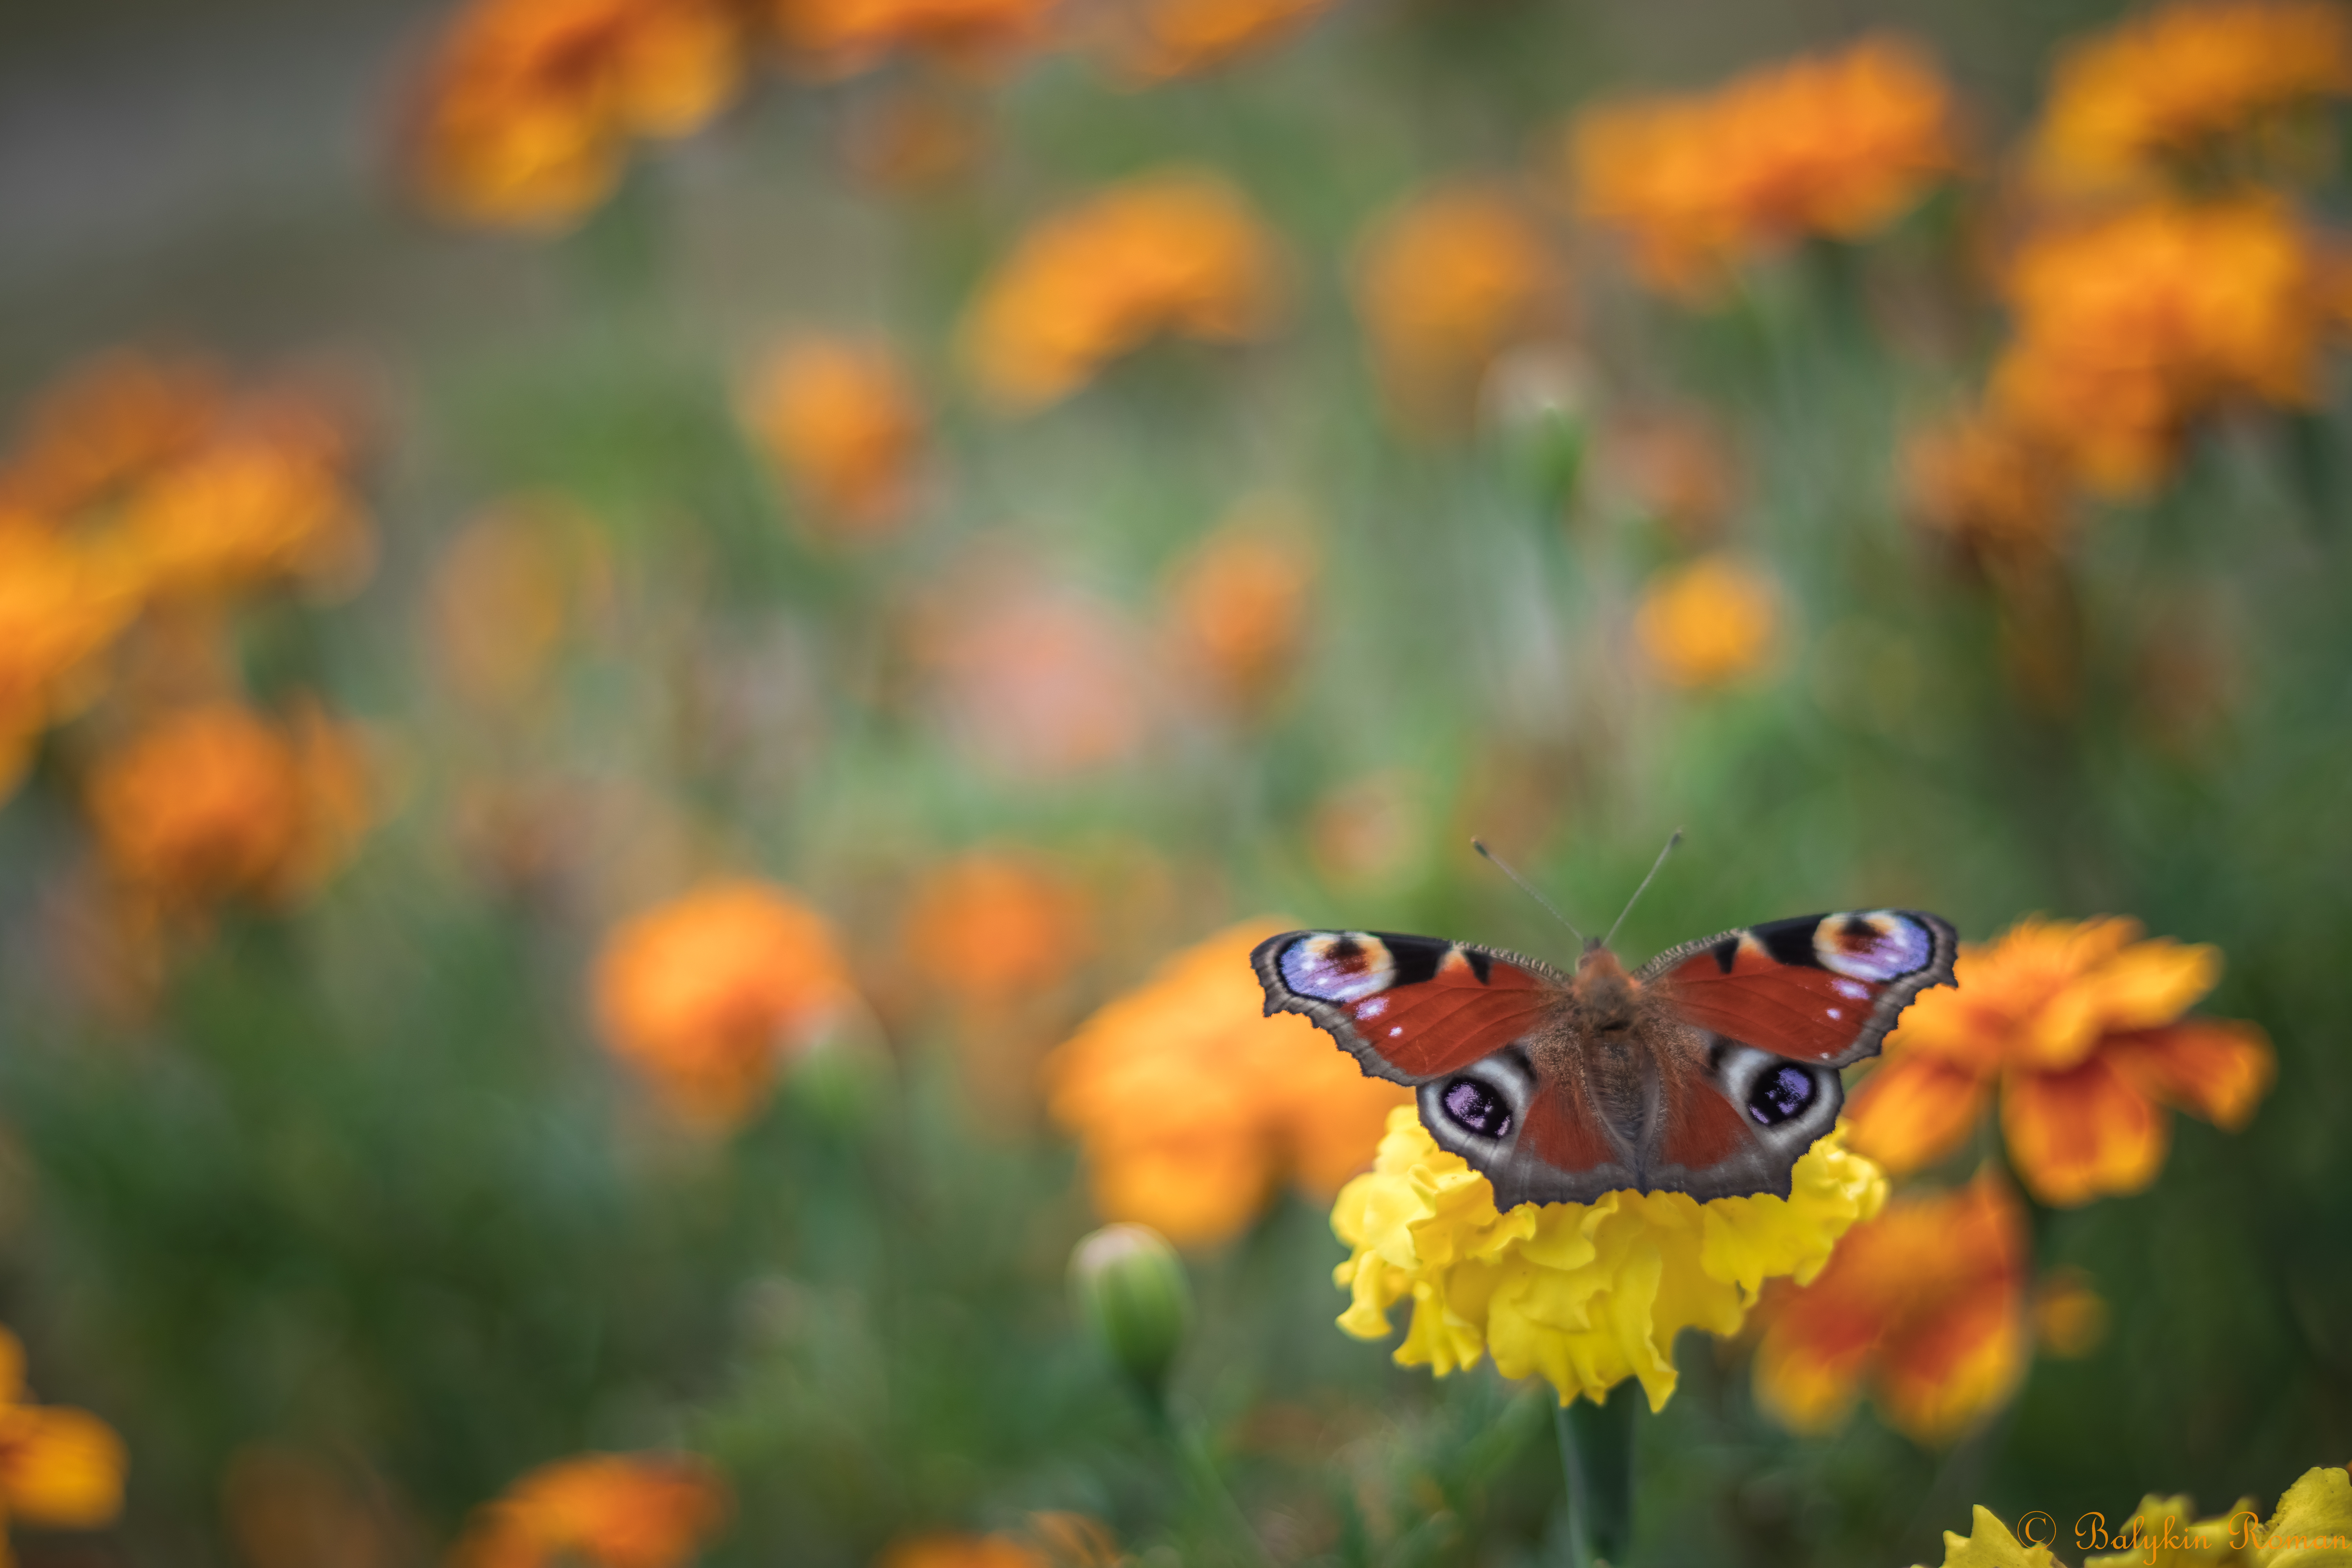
1251, 930, 1564, 1084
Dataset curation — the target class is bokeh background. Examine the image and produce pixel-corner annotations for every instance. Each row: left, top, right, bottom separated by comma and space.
2, 0, 2349, 1564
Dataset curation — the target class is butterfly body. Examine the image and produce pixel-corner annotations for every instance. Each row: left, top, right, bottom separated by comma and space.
1252, 910, 1956, 1208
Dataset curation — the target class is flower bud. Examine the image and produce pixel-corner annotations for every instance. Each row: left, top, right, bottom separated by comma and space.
1069, 1223, 1192, 1403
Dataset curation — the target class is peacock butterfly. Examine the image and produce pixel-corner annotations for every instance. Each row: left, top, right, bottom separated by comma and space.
1251, 848, 1956, 1207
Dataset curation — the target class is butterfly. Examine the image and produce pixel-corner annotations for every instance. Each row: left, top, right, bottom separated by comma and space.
1252, 904, 1957, 1207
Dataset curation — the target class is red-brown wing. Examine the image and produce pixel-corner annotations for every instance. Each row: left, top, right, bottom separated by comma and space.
1638, 909, 1958, 1068
1251, 930, 1564, 1083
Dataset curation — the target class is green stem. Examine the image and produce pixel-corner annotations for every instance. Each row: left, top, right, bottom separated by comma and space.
1144, 1398, 1275, 1568
1556, 1384, 1639, 1567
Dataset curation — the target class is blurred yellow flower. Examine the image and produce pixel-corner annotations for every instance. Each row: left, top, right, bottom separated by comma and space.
592, 879, 860, 1131
0, 528, 139, 800
2031, 0, 2352, 196
1993, 199, 2330, 496
1351, 183, 1567, 435
901, 846, 1094, 1008
1903, 408, 2077, 579
1096, 0, 1332, 81
1753, 1170, 2028, 1444
0, 1325, 129, 1560
961, 168, 1284, 411
1847, 916, 2274, 1207
1332, 1107, 1884, 1410
1633, 554, 1779, 688
740, 337, 927, 540
1569, 36, 1959, 296
770, 0, 1058, 78
450, 1452, 728, 1568
1046, 918, 1412, 1247
409, 0, 742, 230
0, 351, 220, 518
1916, 1466, 2352, 1568
1161, 499, 1317, 715
85, 699, 376, 916
427, 497, 610, 712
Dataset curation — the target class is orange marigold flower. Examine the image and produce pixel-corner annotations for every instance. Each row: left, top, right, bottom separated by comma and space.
1045, 918, 1412, 1247
1992, 198, 2330, 496
961, 168, 1284, 411
0, 529, 140, 800
409, 0, 742, 230
0, 1326, 129, 1552
1753, 1169, 2028, 1444
1847, 915, 2275, 1206
1903, 407, 2077, 577
450, 1453, 728, 1568
0, 351, 221, 518
875, 1534, 1049, 1568
85, 699, 376, 915
428, 497, 610, 711
114, 405, 372, 602
1633, 554, 1780, 688
901, 846, 1094, 1008
740, 337, 927, 539
1352, 183, 1568, 436
592, 879, 858, 1131
1096, 0, 1332, 82
770, 0, 1057, 77
2031, 0, 2352, 196
1161, 498, 1317, 714
1569, 36, 1960, 296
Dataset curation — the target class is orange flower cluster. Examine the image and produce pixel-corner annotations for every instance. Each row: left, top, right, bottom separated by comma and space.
2031, 0, 2352, 196
740, 337, 928, 541
771, 0, 1058, 77
900, 846, 1094, 1009
592, 879, 860, 1130
1352, 183, 1567, 434
1569, 36, 1960, 296
409, 0, 742, 230
1753, 1170, 2028, 1445
1161, 501, 1318, 714
0, 1327, 127, 1564
1633, 554, 1780, 688
961, 169, 1285, 410
1848, 916, 2274, 1207
1097, 0, 1333, 82
1902, 409, 2077, 578
450, 1453, 728, 1568
1045, 918, 1410, 1246
0, 529, 138, 798
84, 700, 375, 918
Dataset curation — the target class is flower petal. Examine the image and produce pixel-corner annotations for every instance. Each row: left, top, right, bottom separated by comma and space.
2002, 1057, 2169, 1206
2103, 1020, 2274, 1131
1876, 1280, 2027, 1445
2027, 933, 2219, 1067
1845, 1055, 1992, 1174
1916, 1504, 2065, 1568
0, 1405, 127, 1527
2262, 1465, 2352, 1567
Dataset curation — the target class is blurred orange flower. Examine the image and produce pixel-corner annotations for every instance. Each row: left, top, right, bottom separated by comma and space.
1352, 183, 1567, 435
1569, 36, 1960, 296
1993, 198, 2330, 496
1633, 554, 1780, 688
1753, 1169, 2028, 1445
962, 169, 1284, 411
85, 700, 376, 915
741, 337, 927, 539
1045, 918, 1412, 1247
450, 1453, 728, 1568
901, 846, 1094, 1008
2031, 0, 2352, 196
114, 406, 372, 603
875, 1534, 1048, 1568
770, 0, 1057, 78
428, 497, 610, 711
0, 352, 221, 518
1162, 499, 1317, 715
0, 529, 139, 799
0, 1327, 127, 1559
1903, 407, 2076, 577
592, 879, 859, 1130
1096, 0, 1332, 82
1847, 916, 2274, 1206
409, 0, 742, 230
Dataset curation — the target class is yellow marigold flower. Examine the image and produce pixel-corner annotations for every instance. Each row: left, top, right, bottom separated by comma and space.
450, 1452, 728, 1568
1568, 36, 1959, 296
1047, 918, 1412, 1247
961, 169, 1285, 411
900, 846, 1094, 1008
1633, 554, 1780, 688
0, 351, 220, 517
592, 880, 859, 1131
1351, 183, 1568, 436
1903, 408, 2078, 578
85, 699, 376, 915
1919, 1466, 2352, 1567
1332, 1107, 1882, 1411
1161, 497, 1317, 715
1914, 1506, 2065, 1568
770, 0, 1057, 78
1847, 916, 2274, 1207
0, 1326, 129, 1554
1096, 0, 1333, 84
2031, 0, 2352, 196
409, 0, 742, 230
0, 528, 140, 800
740, 337, 927, 540
428, 497, 610, 711
1992, 198, 2329, 497
1752, 1169, 2027, 1443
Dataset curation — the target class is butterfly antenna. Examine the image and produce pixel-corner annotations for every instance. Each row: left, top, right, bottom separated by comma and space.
1471, 839, 1586, 946
1602, 829, 1683, 950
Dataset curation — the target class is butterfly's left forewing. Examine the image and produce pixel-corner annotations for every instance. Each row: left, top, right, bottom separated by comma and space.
1251, 930, 1565, 1083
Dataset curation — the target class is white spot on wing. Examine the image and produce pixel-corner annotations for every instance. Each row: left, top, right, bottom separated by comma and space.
1389, 1025, 1403, 1038
1831, 978, 1870, 1001
1357, 996, 1388, 1020
1825, 1007, 1842, 1021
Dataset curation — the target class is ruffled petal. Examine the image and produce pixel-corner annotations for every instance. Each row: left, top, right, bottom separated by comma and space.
2002, 1056, 2168, 1206
2260, 1465, 2352, 1567
2104, 1020, 2275, 1131
1845, 1054, 1993, 1174
1917, 1504, 2066, 1568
